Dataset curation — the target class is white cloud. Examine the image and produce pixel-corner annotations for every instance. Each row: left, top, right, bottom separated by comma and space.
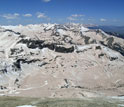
71, 14, 84, 17
36, 12, 50, 21
36, 12, 46, 18
42, 0, 51, 2
2, 13, 20, 19
14, 13, 20, 16
67, 14, 84, 21
67, 17, 77, 21
23, 14, 32, 17
100, 18, 107, 22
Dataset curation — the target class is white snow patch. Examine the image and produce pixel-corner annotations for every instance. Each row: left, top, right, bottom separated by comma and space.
118, 104, 124, 107
17, 81, 48, 91
41, 48, 48, 54
45, 24, 55, 30
8, 90, 17, 94
99, 29, 109, 37
0, 93, 5, 96
16, 105, 36, 107
2, 25, 19, 30
18, 87, 34, 91
110, 96, 124, 101
75, 45, 92, 52
45, 80, 48, 85
14, 92, 20, 94
80, 26, 89, 32
102, 46, 121, 58
56, 29, 66, 36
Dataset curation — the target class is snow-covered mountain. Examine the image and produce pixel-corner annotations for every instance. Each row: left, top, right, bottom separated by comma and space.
0, 24, 124, 98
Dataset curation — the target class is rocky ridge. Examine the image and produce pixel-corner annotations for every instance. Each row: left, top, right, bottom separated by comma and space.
0, 23, 124, 98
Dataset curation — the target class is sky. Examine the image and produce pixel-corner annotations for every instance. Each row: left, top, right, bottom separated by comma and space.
0, 0, 124, 26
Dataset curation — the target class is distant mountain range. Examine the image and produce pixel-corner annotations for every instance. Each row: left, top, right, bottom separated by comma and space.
88, 26, 124, 39
0, 24, 124, 98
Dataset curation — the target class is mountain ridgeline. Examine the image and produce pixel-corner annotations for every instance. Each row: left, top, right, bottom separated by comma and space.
88, 26, 124, 39
0, 23, 124, 98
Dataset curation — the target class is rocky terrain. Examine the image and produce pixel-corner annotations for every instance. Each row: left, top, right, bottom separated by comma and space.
0, 23, 124, 98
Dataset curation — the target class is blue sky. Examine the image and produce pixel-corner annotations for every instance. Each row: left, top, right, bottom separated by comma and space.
0, 0, 124, 25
